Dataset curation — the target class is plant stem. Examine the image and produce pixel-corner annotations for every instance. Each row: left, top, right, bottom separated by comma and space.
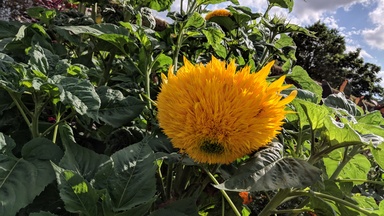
258, 188, 291, 216
330, 145, 360, 180
204, 168, 241, 216
290, 191, 374, 216
8, 92, 31, 132
172, 24, 185, 72
308, 141, 363, 164
41, 111, 76, 137
165, 163, 174, 200
335, 178, 384, 186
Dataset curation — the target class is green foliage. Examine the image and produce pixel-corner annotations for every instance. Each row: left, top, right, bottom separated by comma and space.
0, 1, 383, 216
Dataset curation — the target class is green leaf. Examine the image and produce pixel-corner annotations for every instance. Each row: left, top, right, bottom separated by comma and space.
58, 124, 110, 181
274, 33, 294, 49
0, 21, 22, 39
97, 86, 146, 128
322, 116, 362, 146
283, 88, 317, 103
185, 12, 205, 28
352, 194, 379, 212
52, 163, 99, 215
215, 142, 321, 192
148, 0, 174, 11
149, 197, 199, 216
296, 99, 330, 130
309, 196, 336, 216
108, 139, 157, 211
323, 149, 371, 182
269, 0, 294, 12
202, 28, 227, 58
0, 137, 63, 215
27, 7, 56, 24
51, 76, 101, 120
370, 142, 384, 169
288, 66, 322, 103
323, 93, 363, 116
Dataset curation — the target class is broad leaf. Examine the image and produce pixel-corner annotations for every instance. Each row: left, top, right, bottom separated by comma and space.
288, 66, 322, 103
185, 12, 205, 28
296, 99, 330, 130
58, 124, 109, 181
323, 116, 362, 146
108, 140, 157, 211
323, 149, 371, 182
370, 142, 384, 169
52, 164, 99, 215
215, 142, 321, 192
51, 75, 101, 120
0, 137, 63, 215
30, 211, 58, 216
97, 86, 146, 128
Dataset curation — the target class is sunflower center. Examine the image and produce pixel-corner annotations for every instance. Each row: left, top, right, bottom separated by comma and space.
200, 140, 224, 154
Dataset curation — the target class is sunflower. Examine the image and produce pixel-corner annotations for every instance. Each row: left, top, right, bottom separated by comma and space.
157, 56, 297, 164
205, 9, 231, 21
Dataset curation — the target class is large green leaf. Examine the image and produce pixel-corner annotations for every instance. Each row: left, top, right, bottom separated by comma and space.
97, 86, 145, 128
148, 0, 174, 11
50, 75, 101, 120
323, 93, 363, 116
108, 140, 157, 211
52, 164, 99, 215
323, 149, 371, 182
0, 21, 21, 39
0, 136, 63, 215
58, 124, 109, 181
287, 66, 322, 104
202, 27, 226, 58
215, 142, 321, 192
296, 99, 330, 130
322, 116, 362, 146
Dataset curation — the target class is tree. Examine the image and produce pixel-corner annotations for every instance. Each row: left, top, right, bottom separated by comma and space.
291, 21, 383, 97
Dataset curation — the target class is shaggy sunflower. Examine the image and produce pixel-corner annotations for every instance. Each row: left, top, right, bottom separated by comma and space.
205, 9, 231, 20
157, 57, 297, 164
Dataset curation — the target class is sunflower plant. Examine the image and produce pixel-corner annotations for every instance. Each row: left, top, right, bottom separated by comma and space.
0, 0, 384, 216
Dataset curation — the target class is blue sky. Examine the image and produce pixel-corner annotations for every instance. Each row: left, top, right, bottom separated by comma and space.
158, 0, 384, 89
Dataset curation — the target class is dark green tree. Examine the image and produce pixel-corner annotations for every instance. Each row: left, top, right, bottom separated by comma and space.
291, 21, 383, 97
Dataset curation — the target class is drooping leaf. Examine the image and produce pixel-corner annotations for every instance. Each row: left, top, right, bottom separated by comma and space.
108, 139, 157, 211
215, 142, 321, 192
148, 0, 174, 11
202, 27, 227, 58
352, 194, 379, 212
288, 66, 322, 103
274, 33, 294, 49
97, 86, 146, 128
52, 163, 99, 215
309, 196, 337, 216
58, 123, 109, 181
323, 93, 363, 116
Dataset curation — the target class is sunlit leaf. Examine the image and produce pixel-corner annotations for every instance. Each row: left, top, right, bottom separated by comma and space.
288, 66, 322, 103
269, 0, 294, 12
52, 164, 98, 215
323, 93, 363, 116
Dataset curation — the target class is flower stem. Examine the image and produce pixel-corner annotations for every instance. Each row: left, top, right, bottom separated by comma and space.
8, 92, 31, 133
204, 168, 241, 216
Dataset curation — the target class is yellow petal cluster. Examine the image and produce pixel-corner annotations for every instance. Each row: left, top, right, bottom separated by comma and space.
205, 9, 231, 20
157, 56, 297, 164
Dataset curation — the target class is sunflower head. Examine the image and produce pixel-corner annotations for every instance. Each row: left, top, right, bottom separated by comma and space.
156, 56, 297, 164
205, 9, 231, 20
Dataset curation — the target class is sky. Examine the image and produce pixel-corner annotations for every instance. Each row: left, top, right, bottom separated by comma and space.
156, 0, 384, 89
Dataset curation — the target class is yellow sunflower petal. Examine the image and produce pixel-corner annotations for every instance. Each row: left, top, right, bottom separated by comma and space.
157, 57, 296, 164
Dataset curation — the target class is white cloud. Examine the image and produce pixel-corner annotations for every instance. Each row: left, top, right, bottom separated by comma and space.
377, 71, 384, 88
346, 45, 374, 59
362, 0, 384, 50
